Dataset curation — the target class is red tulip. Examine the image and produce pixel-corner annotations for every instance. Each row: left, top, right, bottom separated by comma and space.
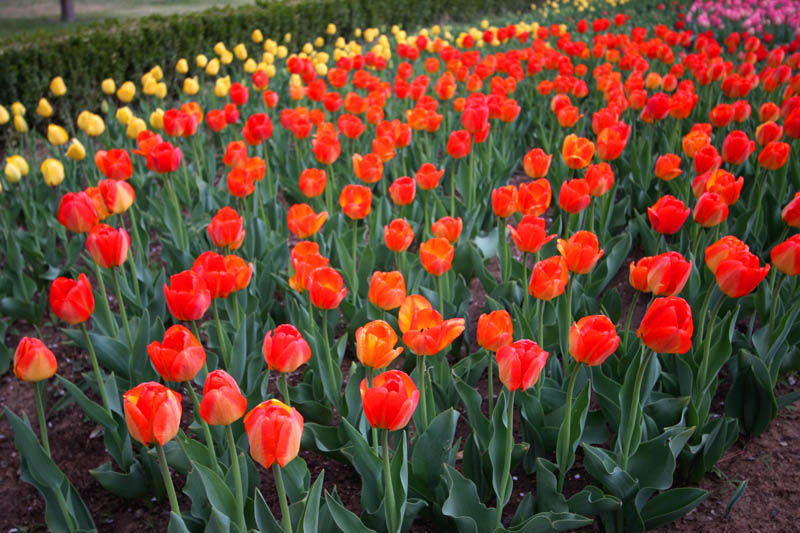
477, 310, 514, 352
419, 237, 454, 276
771, 235, 800, 276
98, 179, 135, 215
648, 195, 690, 235
146, 141, 182, 173
244, 399, 303, 468
516, 179, 551, 216
263, 324, 311, 373
95, 149, 133, 180
57, 192, 99, 233
693, 192, 729, 228
415, 163, 444, 190
646, 252, 691, 296
507, 215, 556, 254
559, 178, 591, 214
654, 154, 682, 181
446, 130, 472, 158
123, 382, 182, 446
569, 315, 620, 366
199, 369, 247, 426
360, 370, 419, 430
352, 153, 384, 184
163, 270, 211, 321
192, 251, 236, 299
208, 206, 245, 250
584, 163, 614, 197
384, 218, 415, 252
369, 271, 407, 310
147, 325, 206, 382
14, 337, 57, 382
557, 231, 604, 274
431, 216, 462, 243
596, 122, 630, 161
223, 141, 248, 168
523, 148, 552, 178
637, 296, 693, 354
529, 256, 569, 300
783, 193, 800, 227
287, 203, 328, 238
492, 185, 517, 218
308, 267, 347, 309
721, 130, 755, 165
50, 274, 94, 324
705, 235, 750, 275
758, 141, 791, 170
86, 224, 130, 269
496, 339, 548, 391
715, 250, 770, 298
242, 113, 273, 145
339, 184, 372, 219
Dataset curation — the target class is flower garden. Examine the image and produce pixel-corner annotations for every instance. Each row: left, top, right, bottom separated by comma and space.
2, 0, 800, 531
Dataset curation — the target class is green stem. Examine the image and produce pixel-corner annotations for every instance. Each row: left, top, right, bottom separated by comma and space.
325, 164, 335, 215
226, 425, 246, 532
437, 273, 444, 314
537, 298, 544, 349
126, 208, 142, 302
383, 430, 398, 533
80, 323, 111, 416
321, 310, 340, 410
280, 373, 292, 407
620, 347, 654, 470
185, 383, 218, 468
423, 190, 431, 238
769, 271, 785, 338
622, 291, 641, 353
367, 367, 380, 456
111, 269, 134, 357
691, 225, 703, 263
416, 356, 429, 432
35, 381, 51, 456
156, 442, 181, 515
450, 159, 456, 217
54, 486, 77, 532
698, 297, 724, 395
693, 287, 715, 354
523, 252, 529, 316
352, 218, 358, 293
588, 201, 595, 234
164, 177, 188, 250
272, 464, 293, 533
495, 390, 516, 529
233, 292, 242, 329
212, 300, 230, 370
557, 364, 580, 492
92, 261, 118, 337
487, 349, 495, 416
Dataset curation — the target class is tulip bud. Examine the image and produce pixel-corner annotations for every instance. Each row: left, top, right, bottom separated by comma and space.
49, 274, 94, 325
101, 78, 116, 95
47, 124, 69, 146
569, 315, 620, 366
637, 297, 693, 354
356, 320, 403, 369
0, 105, 9, 125
148, 325, 206, 382
199, 370, 247, 426
50, 76, 67, 96
117, 81, 136, 103
263, 324, 312, 373
66, 138, 86, 161
496, 339, 548, 391
360, 370, 419, 430
368, 271, 407, 310
244, 399, 304, 468
41, 158, 65, 187
123, 382, 182, 446
36, 98, 53, 118
477, 310, 514, 352
14, 337, 57, 382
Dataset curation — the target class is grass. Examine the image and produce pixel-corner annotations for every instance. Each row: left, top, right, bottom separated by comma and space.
0, 0, 254, 38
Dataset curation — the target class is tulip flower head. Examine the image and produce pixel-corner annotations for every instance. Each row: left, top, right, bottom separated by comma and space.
384, 218, 415, 252
648, 195, 690, 235
199, 369, 247, 426
263, 324, 312, 373
496, 339, 548, 391
557, 231, 604, 274
569, 315, 620, 366
208, 206, 245, 250
360, 370, 419, 430
356, 320, 404, 369
287, 203, 328, 238
147, 325, 206, 382
637, 296, 693, 354
308, 267, 347, 309
399, 295, 465, 356
163, 270, 212, 321
244, 399, 304, 468
14, 337, 57, 382
86, 224, 130, 269
50, 274, 95, 325
419, 237, 454, 276
369, 271, 407, 310
123, 382, 182, 447
477, 310, 514, 352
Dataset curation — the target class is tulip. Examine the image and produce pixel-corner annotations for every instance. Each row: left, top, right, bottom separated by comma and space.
783, 193, 800, 227
352, 153, 384, 184
758, 141, 791, 170
208, 206, 245, 250
654, 154, 682, 181
693, 192, 729, 228
49, 274, 94, 325
192, 251, 236, 300
523, 148, 552, 178
646, 252, 691, 296
339, 184, 372, 219
755, 121, 783, 146
199, 370, 247, 426
50, 76, 67, 96
146, 142, 182, 173
98, 179, 135, 214
704, 170, 743, 206
419, 237, 454, 277
557, 231, 604, 274
492, 185, 517, 218
14, 337, 57, 383
648, 195, 690, 235
771, 235, 800, 276
123, 382, 182, 447
569, 315, 620, 366
289, 253, 329, 293
86, 224, 130, 269
356, 320, 404, 369
446, 129, 472, 158
516, 179, 551, 216
561, 134, 594, 169
389, 176, 416, 206
312, 131, 341, 165
557, 105, 582, 128
41, 158, 64, 187
529, 256, 569, 301
507, 215, 556, 254
400, 299, 465, 357
242, 113, 273, 145
637, 296, 693, 354
431, 216, 462, 243
287, 203, 328, 238
369, 271, 406, 310
263, 324, 311, 373
57, 191, 99, 233
163, 270, 211, 321
477, 310, 513, 352
244, 399, 303, 468
721, 130, 755, 165
596, 122, 630, 161
709, 104, 734, 127
223, 141, 249, 168
559, 178, 591, 214
360, 370, 419, 430
682, 129, 710, 158
147, 325, 206, 382
384, 218, 415, 252
693, 145, 722, 175
47, 124, 69, 146
308, 267, 347, 309
298, 168, 327, 198
705, 236, 750, 275
584, 163, 614, 197
224, 255, 252, 292
415, 163, 444, 190
714, 250, 770, 298
496, 339, 548, 391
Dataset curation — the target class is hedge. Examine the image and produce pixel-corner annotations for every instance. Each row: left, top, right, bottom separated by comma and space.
0, 0, 531, 117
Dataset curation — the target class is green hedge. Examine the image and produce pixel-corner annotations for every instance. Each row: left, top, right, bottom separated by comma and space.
0, 0, 530, 117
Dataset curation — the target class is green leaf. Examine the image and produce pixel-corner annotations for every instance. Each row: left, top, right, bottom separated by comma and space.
299, 471, 325, 533
324, 490, 379, 533
254, 489, 284, 533
725, 479, 748, 518
640, 487, 708, 529
339, 418, 383, 514
555, 377, 590, 486
581, 444, 637, 501
55, 374, 118, 430
725, 350, 777, 436
90, 461, 148, 499
489, 391, 512, 508
510, 511, 593, 532
167, 512, 192, 533
389, 432, 409, 533
441, 464, 497, 533
192, 461, 238, 520
534, 458, 567, 514
566, 485, 621, 516
410, 408, 459, 501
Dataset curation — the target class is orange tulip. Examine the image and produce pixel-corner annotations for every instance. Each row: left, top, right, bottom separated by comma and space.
431, 216, 463, 243
771, 235, 800, 276
477, 310, 513, 352
637, 297, 693, 354
596, 122, 629, 161
507, 214, 556, 254
263, 324, 311, 373
360, 370, 419, 430
399, 295, 465, 355
758, 141, 790, 170
355, 320, 404, 369
14, 337, 57, 382
298, 168, 327, 198
224, 255, 253, 292
339, 184, 372, 219
492, 185, 517, 218
783, 193, 800, 227
529, 256, 569, 300
388, 176, 416, 206
352, 153, 384, 184
704, 170, 743, 205
289, 253, 329, 293
287, 203, 328, 238
369, 271, 407, 310
50, 274, 95, 325
559, 178, 591, 214
98, 179, 135, 214
569, 315, 620, 366
308, 267, 347, 309
496, 339, 548, 391
629, 256, 652, 292
654, 154, 682, 181
419, 237, 454, 276
705, 235, 750, 275
199, 369, 247, 426
561, 134, 595, 169
415, 163, 444, 190
123, 382, 182, 446
646, 251, 691, 296
557, 231, 604, 274
208, 206, 245, 250
147, 325, 206, 382
714, 250, 770, 298
523, 148, 552, 178
681, 129, 710, 158
584, 162, 614, 197
384, 218, 415, 252
516, 179, 551, 216
244, 399, 304, 468
557, 105, 583, 128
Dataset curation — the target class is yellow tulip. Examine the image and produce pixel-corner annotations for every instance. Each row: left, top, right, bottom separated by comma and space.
0, 105, 9, 125
126, 117, 147, 139
263, 52, 275, 65
277, 46, 288, 59
41, 158, 65, 187
150, 108, 164, 129
213, 41, 227, 56
315, 62, 328, 76
316, 51, 329, 64
196, 54, 209, 68
333, 49, 345, 61
214, 78, 229, 98
221, 50, 233, 65
206, 58, 220, 76
47, 124, 69, 146
143, 76, 159, 95
101, 78, 116, 95
265, 65, 276, 78
326, 23, 336, 35
156, 82, 167, 99
251, 29, 264, 43
36, 98, 53, 118
244, 58, 257, 73
354, 28, 362, 38
66, 138, 86, 161
432, 25, 441, 35
150, 65, 163, 81
11, 102, 25, 116
117, 81, 136, 103
183, 76, 200, 95
8, 155, 29, 176
4, 159, 22, 183
116, 106, 134, 125
335, 37, 346, 48
50, 76, 67, 96
234, 43, 248, 60
313, 37, 324, 49
176, 58, 189, 74
14, 115, 28, 133
264, 39, 277, 54
283, 33, 292, 43
86, 114, 106, 136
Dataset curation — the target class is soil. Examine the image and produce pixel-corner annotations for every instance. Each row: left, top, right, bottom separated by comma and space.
2, 259, 799, 532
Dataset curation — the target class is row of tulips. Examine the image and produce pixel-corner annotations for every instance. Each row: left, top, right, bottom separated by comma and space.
3, 4, 800, 532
